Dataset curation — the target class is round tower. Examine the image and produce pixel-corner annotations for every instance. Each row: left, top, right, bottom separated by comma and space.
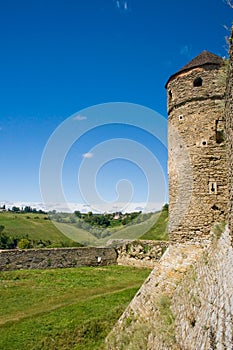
166, 51, 228, 243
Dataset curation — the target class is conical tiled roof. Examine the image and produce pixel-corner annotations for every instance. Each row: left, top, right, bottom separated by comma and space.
165, 50, 224, 88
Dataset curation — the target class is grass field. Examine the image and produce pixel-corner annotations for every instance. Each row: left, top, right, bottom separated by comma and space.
0, 212, 78, 247
0, 210, 168, 247
0, 266, 151, 350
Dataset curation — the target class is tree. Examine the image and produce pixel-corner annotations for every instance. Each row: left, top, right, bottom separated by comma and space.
12, 206, 20, 212
74, 210, 82, 218
18, 238, 33, 249
23, 206, 32, 213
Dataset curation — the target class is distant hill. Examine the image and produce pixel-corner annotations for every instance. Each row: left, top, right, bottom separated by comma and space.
0, 208, 169, 248
52, 211, 164, 246
0, 212, 81, 248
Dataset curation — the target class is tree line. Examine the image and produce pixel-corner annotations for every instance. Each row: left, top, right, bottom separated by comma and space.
1, 205, 46, 214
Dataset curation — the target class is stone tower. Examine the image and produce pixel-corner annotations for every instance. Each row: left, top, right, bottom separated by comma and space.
166, 51, 228, 242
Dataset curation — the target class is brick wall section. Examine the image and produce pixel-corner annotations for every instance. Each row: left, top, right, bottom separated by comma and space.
0, 247, 117, 271
167, 63, 228, 242
225, 28, 233, 239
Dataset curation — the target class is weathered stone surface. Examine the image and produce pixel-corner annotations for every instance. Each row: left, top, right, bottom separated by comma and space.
172, 228, 233, 350
0, 247, 117, 271
105, 39, 233, 349
116, 240, 168, 268
167, 59, 228, 242
0, 241, 169, 271
105, 241, 204, 349
225, 28, 233, 241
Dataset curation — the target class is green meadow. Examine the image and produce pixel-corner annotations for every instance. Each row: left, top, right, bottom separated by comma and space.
0, 212, 77, 247
0, 208, 168, 248
0, 266, 151, 350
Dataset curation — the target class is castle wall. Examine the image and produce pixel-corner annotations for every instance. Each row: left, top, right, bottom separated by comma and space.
0, 247, 117, 271
116, 240, 168, 268
225, 30, 233, 239
172, 228, 233, 350
105, 240, 204, 349
105, 230, 233, 350
105, 43, 233, 349
0, 240, 168, 271
167, 64, 228, 242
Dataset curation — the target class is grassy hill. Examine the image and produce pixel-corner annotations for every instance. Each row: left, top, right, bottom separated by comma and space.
0, 207, 169, 248
0, 265, 151, 350
0, 212, 80, 247
54, 212, 161, 246
139, 205, 169, 241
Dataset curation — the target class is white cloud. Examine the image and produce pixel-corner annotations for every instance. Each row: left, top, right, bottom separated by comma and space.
115, 0, 130, 12
73, 115, 87, 121
82, 152, 94, 159
180, 45, 191, 57
4, 201, 164, 213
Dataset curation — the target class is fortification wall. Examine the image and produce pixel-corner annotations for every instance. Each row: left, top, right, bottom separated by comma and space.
0, 240, 167, 271
105, 230, 233, 350
168, 64, 228, 242
172, 228, 233, 349
225, 29, 233, 239
105, 241, 204, 349
0, 247, 117, 271
116, 240, 168, 268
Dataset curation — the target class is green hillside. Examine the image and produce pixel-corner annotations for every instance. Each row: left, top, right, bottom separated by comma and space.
55, 221, 99, 246
0, 207, 169, 248
139, 204, 169, 241
55, 212, 162, 246
0, 212, 80, 247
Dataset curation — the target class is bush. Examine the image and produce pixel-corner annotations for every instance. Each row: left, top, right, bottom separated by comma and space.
18, 238, 33, 249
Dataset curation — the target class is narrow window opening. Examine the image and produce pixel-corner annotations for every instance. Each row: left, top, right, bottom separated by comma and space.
193, 77, 202, 87
179, 114, 183, 120
169, 90, 172, 100
215, 119, 225, 144
209, 182, 217, 194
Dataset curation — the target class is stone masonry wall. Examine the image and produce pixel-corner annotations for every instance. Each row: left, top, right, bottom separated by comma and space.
167, 64, 228, 242
0, 241, 167, 271
105, 229, 233, 350
116, 240, 169, 268
105, 35, 233, 350
172, 228, 233, 350
105, 241, 204, 349
0, 247, 117, 271
225, 28, 233, 239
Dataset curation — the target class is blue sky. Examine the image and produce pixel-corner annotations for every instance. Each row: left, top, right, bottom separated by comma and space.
0, 0, 232, 211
